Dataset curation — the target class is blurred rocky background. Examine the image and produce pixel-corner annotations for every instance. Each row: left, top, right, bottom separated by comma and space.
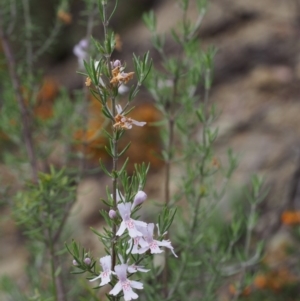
1, 0, 300, 299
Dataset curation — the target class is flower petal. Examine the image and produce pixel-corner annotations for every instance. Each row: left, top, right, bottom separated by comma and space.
109, 281, 122, 296
124, 287, 138, 301
130, 280, 144, 289
157, 240, 178, 257
134, 220, 147, 228
116, 104, 123, 114
131, 120, 146, 127
99, 271, 111, 286
116, 221, 127, 236
89, 274, 102, 282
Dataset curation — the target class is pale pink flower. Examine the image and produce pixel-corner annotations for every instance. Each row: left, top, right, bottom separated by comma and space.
89, 255, 113, 286
138, 223, 178, 257
116, 203, 147, 238
84, 257, 91, 265
112, 60, 121, 68
109, 264, 143, 301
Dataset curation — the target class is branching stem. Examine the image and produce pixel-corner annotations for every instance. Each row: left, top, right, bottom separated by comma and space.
0, 22, 38, 182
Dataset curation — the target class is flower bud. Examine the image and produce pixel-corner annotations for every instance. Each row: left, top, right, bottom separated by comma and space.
84, 257, 91, 265
113, 60, 121, 68
109, 209, 117, 219
132, 191, 147, 209
73, 259, 78, 266
79, 38, 88, 49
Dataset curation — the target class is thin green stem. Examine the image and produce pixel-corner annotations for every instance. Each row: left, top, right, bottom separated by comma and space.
0, 21, 38, 182
7, 0, 17, 35
168, 68, 212, 299
202, 69, 211, 149
22, 0, 33, 78
47, 217, 59, 301
79, 2, 97, 178
33, 20, 62, 62
232, 202, 256, 301
102, 0, 117, 269
168, 192, 202, 299
162, 73, 178, 298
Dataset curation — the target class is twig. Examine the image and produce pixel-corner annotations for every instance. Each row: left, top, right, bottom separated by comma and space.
33, 21, 62, 62
22, 0, 33, 77
0, 21, 38, 182
79, 4, 98, 178
7, 0, 17, 35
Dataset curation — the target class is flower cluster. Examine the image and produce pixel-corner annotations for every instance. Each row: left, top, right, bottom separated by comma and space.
114, 105, 146, 130
89, 190, 177, 300
110, 65, 135, 86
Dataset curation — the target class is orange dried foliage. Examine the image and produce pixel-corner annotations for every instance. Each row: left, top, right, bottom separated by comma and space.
211, 157, 220, 168
74, 98, 163, 171
0, 130, 9, 141
57, 10, 72, 24
115, 34, 122, 52
123, 103, 163, 171
281, 210, 300, 225
34, 77, 59, 120
254, 268, 298, 292
73, 96, 110, 162
254, 274, 268, 289
229, 284, 251, 297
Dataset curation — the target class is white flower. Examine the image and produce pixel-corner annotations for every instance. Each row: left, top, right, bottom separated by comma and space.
114, 105, 146, 130
116, 203, 147, 238
138, 223, 178, 257
109, 264, 143, 301
89, 255, 113, 286
127, 236, 148, 254
127, 237, 140, 254
127, 264, 150, 274
73, 38, 89, 70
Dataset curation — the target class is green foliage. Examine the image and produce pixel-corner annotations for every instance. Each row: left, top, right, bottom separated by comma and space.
14, 167, 76, 242
141, 1, 269, 301
0, 0, 277, 301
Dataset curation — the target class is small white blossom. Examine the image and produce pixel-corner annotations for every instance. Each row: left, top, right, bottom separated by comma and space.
127, 264, 150, 274
73, 38, 89, 70
138, 223, 178, 257
127, 234, 148, 254
109, 264, 143, 301
116, 203, 147, 238
89, 255, 113, 286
